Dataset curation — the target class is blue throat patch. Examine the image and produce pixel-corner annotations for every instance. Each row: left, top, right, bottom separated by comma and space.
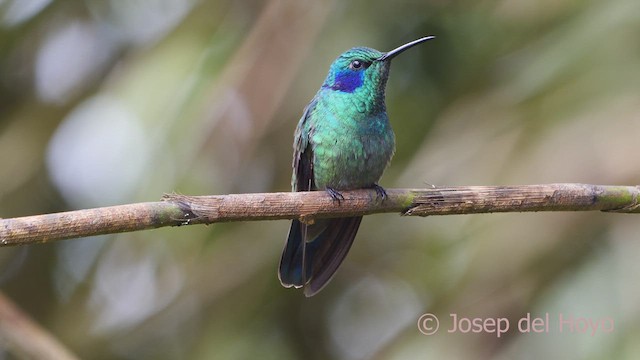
328, 70, 364, 93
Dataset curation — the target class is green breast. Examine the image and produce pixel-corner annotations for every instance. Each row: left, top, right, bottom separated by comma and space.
309, 95, 395, 190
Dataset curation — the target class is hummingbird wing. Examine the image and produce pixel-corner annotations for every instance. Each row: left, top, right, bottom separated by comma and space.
291, 97, 316, 193
279, 98, 317, 288
278, 96, 363, 296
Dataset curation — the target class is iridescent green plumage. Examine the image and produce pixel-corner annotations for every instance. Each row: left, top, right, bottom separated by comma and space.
279, 36, 434, 296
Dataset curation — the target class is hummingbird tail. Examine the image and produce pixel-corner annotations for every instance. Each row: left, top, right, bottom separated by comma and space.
278, 219, 310, 288
278, 217, 362, 296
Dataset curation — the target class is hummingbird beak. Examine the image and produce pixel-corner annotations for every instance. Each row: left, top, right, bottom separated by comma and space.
377, 36, 435, 62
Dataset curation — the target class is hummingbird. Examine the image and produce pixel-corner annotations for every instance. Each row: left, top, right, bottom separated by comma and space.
278, 36, 435, 296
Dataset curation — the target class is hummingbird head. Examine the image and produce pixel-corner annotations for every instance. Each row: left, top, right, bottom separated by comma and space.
321, 36, 435, 111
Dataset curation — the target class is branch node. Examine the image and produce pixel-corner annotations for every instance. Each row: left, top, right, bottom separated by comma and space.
298, 214, 316, 225
162, 193, 200, 225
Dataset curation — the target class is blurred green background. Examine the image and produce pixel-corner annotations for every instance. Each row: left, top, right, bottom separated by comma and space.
1, 0, 639, 359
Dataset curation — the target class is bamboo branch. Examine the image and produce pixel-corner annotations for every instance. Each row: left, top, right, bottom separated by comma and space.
1, 184, 638, 247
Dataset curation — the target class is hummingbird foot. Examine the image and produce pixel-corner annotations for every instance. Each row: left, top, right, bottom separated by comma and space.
326, 187, 345, 203
370, 183, 387, 201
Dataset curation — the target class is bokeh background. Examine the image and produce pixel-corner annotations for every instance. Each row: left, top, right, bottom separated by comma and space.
1, 0, 639, 359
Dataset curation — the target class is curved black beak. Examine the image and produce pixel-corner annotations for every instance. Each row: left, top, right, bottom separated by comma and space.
377, 36, 435, 62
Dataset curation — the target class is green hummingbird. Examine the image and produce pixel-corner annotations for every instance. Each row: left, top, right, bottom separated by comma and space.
278, 36, 435, 296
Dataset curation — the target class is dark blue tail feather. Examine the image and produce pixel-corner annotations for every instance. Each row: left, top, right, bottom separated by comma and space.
278, 217, 362, 296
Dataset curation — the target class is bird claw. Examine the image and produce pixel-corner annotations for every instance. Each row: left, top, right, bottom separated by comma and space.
326, 187, 345, 203
371, 183, 387, 201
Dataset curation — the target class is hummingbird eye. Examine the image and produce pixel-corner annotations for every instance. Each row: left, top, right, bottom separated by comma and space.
349, 60, 369, 70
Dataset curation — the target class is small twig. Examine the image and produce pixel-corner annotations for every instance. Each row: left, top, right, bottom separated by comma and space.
0, 184, 638, 247
0, 292, 79, 360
